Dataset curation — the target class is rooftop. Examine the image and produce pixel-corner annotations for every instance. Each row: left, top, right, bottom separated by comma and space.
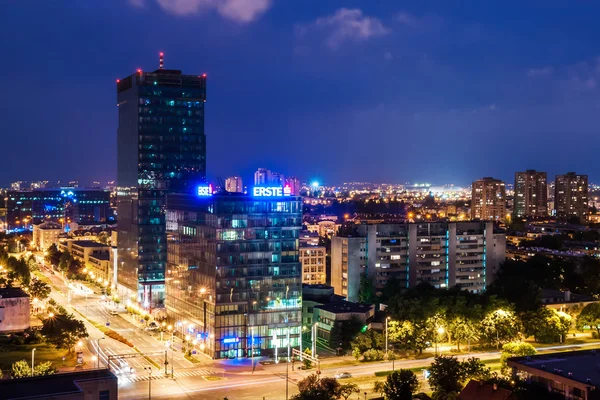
0, 369, 117, 399
315, 301, 373, 314
508, 349, 600, 388
89, 253, 110, 261
458, 380, 514, 400
0, 287, 29, 299
71, 240, 110, 248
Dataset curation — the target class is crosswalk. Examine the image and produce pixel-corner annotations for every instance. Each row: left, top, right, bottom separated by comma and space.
120, 369, 216, 383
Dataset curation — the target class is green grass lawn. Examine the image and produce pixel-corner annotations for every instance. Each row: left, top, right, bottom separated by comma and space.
0, 342, 77, 370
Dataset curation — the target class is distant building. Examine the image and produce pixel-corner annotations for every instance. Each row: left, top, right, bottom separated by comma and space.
225, 176, 243, 193
6, 188, 112, 230
514, 170, 548, 218
555, 172, 588, 222
32, 221, 62, 250
0, 369, 118, 400
331, 221, 506, 302
305, 220, 341, 238
300, 243, 326, 285
285, 177, 301, 195
0, 287, 30, 333
458, 380, 515, 400
253, 168, 284, 186
471, 177, 507, 221
507, 350, 600, 399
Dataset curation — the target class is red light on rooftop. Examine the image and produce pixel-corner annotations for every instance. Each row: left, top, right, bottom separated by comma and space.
160, 52, 164, 56
137, 68, 142, 73
116, 79, 120, 83
202, 73, 207, 78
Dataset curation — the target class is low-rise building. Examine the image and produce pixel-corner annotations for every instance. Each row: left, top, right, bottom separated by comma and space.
508, 350, 600, 399
58, 240, 111, 281
306, 220, 341, 238
32, 221, 62, 250
0, 369, 118, 400
0, 287, 30, 333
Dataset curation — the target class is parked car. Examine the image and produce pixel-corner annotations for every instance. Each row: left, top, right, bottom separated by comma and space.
335, 372, 352, 379
109, 310, 119, 316
146, 321, 160, 331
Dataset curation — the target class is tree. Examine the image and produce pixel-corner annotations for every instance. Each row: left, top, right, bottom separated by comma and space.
29, 279, 51, 301
480, 308, 520, 348
45, 244, 62, 267
428, 356, 466, 397
522, 307, 571, 343
292, 374, 341, 400
41, 313, 88, 352
351, 330, 384, 354
373, 381, 385, 399
339, 383, 359, 400
358, 274, 374, 303
462, 357, 491, 381
387, 320, 432, 355
10, 360, 31, 378
383, 370, 420, 400
303, 348, 313, 369
577, 303, 600, 336
500, 342, 536, 375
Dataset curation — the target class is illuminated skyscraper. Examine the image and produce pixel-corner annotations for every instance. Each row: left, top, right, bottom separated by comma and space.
116, 54, 207, 306
514, 170, 548, 218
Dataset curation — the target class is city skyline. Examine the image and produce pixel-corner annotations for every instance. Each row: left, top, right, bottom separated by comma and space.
3, 1, 600, 187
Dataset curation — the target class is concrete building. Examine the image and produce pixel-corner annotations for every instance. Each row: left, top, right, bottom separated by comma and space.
225, 176, 243, 193
0, 369, 118, 400
299, 243, 326, 285
32, 221, 62, 250
0, 287, 30, 333
305, 220, 341, 238
253, 168, 284, 186
331, 222, 505, 301
59, 240, 112, 282
507, 350, 600, 399
514, 170, 548, 218
285, 177, 301, 196
555, 172, 589, 222
471, 177, 507, 221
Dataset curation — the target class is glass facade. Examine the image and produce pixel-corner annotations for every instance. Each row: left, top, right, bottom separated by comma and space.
165, 192, 302, 359
116, 68, 206, 306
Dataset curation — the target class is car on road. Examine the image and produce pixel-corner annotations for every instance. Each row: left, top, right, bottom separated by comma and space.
109, 310, 119, 316
146, 321, 160, 331
335, 372, 352, 379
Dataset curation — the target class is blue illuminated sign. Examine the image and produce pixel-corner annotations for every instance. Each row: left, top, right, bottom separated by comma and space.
223, 337, 240, 344
253, 185, 292, 197
197, 184, 213, 197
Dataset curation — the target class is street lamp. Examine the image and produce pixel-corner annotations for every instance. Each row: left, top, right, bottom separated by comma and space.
97, 337, 106, 369
385, 317, 390, 356
436, 326, 445, 356
144, 367, 152, 400
312, 322, 318, 358
31, 348, 36, 377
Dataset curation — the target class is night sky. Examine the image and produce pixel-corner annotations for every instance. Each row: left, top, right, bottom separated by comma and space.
2, 1, 599, 187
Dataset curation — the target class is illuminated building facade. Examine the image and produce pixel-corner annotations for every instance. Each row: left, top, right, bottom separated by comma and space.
471, 177, 507, 221
165, 186, 302, 359
116, 58, 207, 306
299, 244, 326, 285
331, 221, 505, 302
225, 176, 243, 193
6, 189, 111, 230
555, 172, 588, 222
514, 170, 548, 218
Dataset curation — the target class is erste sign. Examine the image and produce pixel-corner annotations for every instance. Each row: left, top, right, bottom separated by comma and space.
253, 185, 292, 197
197, 184, 213, 197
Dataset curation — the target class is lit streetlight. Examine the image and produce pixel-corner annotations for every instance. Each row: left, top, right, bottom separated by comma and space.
31, 348, 37, 377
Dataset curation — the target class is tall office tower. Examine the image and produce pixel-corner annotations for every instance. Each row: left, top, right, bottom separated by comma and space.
116, 54, 207, 306
555, 172, 589, 222
514, 170, 548, 218
331, 221, 505, 302
225, 176, 243, 193
165, 185, 302, 359
285, 177, 301, 195
471, 177, 506, 221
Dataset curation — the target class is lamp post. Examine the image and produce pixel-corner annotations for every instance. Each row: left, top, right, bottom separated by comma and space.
31, 348, 36, 377
385, 317, 390, 356
144, 367, 152, 400
97, 337, 106, 369
312, 322, 317, 358
436, 327, 445, 356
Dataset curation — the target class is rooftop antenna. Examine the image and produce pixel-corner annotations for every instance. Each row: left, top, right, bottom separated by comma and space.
159, 52, 164, 70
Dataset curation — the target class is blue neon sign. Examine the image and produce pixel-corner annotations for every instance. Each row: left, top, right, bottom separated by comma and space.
253, 185, 292, 197
223, 337, 240, 344
197, 184, 213, 197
